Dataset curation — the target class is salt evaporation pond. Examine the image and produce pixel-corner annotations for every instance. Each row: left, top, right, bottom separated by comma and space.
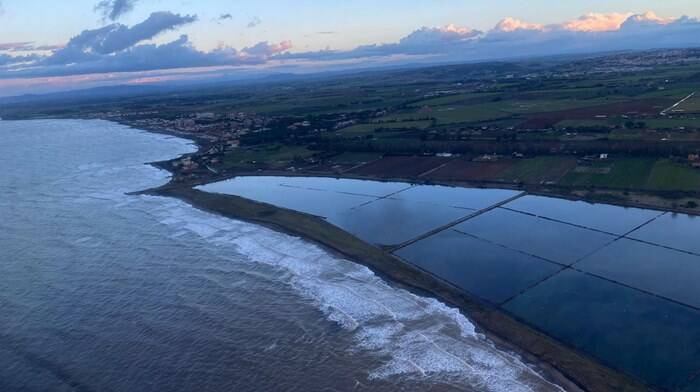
201, 176, 700, 391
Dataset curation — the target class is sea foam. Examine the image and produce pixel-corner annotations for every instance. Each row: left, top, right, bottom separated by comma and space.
148, 195, 565, 391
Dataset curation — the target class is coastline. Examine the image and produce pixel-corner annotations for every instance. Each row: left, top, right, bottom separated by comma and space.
148, 185, 653, 392
122, 120, 654, 392
122, 116, 700, 219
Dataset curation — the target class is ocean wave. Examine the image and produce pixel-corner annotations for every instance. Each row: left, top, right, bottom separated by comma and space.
148, 195, 564, 391
2, 119, 564, 391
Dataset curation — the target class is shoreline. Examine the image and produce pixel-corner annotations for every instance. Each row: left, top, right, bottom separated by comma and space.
171, 166, 700, 217
6, 118, 653, 390
147, 185, 648, 392
116, 116, 700, 218
121, 120, 654, 392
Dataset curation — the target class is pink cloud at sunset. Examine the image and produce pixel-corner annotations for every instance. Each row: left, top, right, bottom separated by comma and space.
492, 18, 544, 33
3, 10, 700, 96
562, 12, 634, 32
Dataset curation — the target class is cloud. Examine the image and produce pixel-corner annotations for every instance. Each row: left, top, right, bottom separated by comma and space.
45, 11, 197, 65
0, 42, 34, 51
5, 9, 700, 95
400, 24, 480, 46
218, 13, 233, 21
0, 42, 65, 52
34, 44, 65, 51
289, 11, 700, 63
0, 53, 41, 66
58, 35, 244, 74
624, 11, 675, 27
291, 24, 480, 60
95, 0, 138, 21
492, 17, 544, 32
242, 40, 293, 57
247, 16, 261, 28
562, 12, 633, 32
0, 10, 288, 80
3, 35, 251, 78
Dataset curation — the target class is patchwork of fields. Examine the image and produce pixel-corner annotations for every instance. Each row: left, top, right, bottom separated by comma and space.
320, 154, 700, 192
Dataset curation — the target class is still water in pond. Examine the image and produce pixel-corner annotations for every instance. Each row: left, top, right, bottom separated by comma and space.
201, 173, 700, 391
199, 177, 518, 246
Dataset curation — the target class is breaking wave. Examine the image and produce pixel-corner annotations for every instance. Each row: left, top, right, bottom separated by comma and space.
149, 195, 565, 391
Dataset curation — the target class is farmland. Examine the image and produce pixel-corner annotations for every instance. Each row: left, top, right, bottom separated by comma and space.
4, 47, 700, 210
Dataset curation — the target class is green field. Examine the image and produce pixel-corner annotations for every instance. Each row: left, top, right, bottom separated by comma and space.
408, 93, 497, 107
223, 144, 315, 168
337, 120, 432, 136
643, 118, 700, 129
675, 95, 700, 113
431, 103, 513, 124
646, 159, 700, 192
560, 158, 656, 189
555, 119, 618, 128
6, 48, 700, 198
329, 152, 383, 164
501, 156, 576, 184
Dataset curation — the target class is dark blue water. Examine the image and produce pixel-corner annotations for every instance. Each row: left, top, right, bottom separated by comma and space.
504, 195, 661, 235
0, 120, 563, 392
199, 176, 519, 246
394, 229, 563, 305
454, 208, 616, 266
196, 158, 700, 391
504, 270, 700, 391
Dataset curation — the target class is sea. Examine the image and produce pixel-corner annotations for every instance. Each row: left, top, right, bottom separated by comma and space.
0, 119, 564, 392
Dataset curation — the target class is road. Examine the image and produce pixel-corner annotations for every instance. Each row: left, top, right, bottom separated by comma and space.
660, 91, 696, 115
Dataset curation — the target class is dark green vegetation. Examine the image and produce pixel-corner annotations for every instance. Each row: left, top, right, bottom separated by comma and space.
4, 48, 700, 206
221, 144, 314, 170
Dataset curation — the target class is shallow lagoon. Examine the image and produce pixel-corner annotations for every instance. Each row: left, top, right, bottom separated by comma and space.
392, 184, 519, 210
200, 175, 700, 391
328, 198, 470, 246
394, 229, 563, 304
504, 270, 700, 391
628, 212, 700, 255
576, 238, 700, 309
199, 177, 515, 246
504, 195, 662, 235
454, 208, 617, 265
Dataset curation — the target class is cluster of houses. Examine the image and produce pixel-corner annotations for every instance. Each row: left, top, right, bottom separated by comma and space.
171, 112, 270, 135
688, 153, 700, 169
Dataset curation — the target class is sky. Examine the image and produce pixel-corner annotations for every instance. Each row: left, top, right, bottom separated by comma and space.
2, 0, 700, 96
